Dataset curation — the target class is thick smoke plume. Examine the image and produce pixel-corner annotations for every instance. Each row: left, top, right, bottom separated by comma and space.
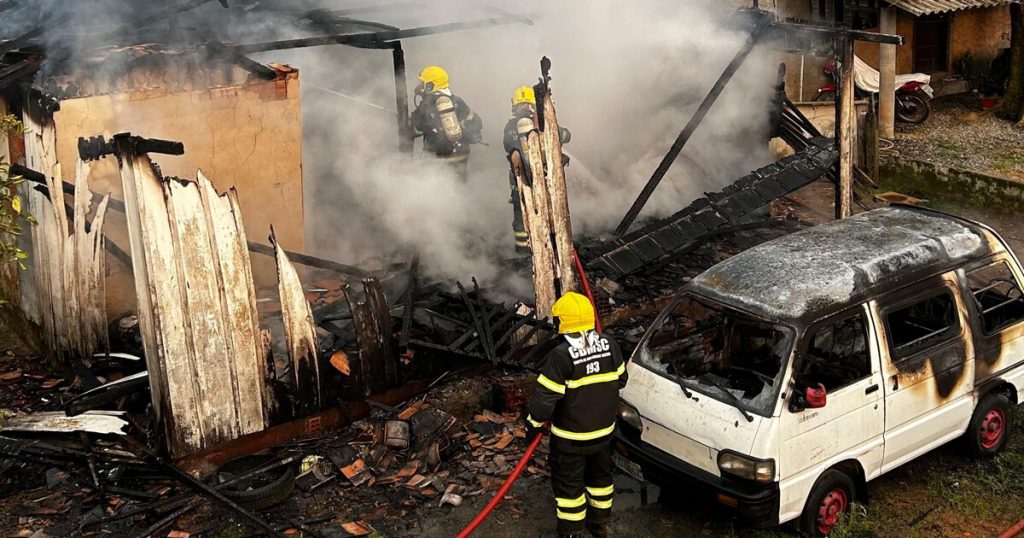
1, 0, 776, 293
268, 0, 777, 289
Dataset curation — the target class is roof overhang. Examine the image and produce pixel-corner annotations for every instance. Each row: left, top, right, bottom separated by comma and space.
886, 0, 1018, 17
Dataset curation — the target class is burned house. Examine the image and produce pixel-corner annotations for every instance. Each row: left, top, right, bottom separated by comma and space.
0, 1, 907, 536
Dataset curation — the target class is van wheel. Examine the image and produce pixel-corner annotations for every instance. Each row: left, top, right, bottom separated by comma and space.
800, 469, 855, 537
965, 392, 1012, 458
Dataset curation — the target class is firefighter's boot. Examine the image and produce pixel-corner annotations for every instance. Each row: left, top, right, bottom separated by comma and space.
586, 521, 609, 538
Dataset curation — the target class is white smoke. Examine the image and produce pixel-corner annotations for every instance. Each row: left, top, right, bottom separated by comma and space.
1, 0, 777, 293
261, 0, 776, 289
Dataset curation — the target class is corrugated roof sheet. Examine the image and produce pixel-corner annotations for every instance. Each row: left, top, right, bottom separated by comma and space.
887, 0, 1017, 16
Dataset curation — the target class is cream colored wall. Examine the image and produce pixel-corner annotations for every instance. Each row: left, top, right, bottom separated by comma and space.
52, 71, 305, 317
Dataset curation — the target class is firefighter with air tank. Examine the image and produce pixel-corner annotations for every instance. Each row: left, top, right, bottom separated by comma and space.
527, 292, 627, 538
411, 65, 483, 182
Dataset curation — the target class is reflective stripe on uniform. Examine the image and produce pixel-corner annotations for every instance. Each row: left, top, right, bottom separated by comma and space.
514, 231, 529, 238
555, 494, 586, 508
537, 374, 565, 394
556, 509, 587, 521
526, 415, 544, 428
550, 422, 615, 441
588, 498, 613, 509
587, 485, 614, 497
563, 363, 626, 389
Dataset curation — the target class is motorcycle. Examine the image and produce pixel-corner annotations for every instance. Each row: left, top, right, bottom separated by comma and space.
816, 56, 933, 125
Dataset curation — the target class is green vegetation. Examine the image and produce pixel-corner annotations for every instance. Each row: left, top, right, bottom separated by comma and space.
0, 113, 29, 272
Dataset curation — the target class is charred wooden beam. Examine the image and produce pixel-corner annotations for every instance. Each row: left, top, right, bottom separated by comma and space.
78, 134, 184, 162
246, 241, 372, 278
226, 16, 526, 54
767, 20, 902, 46
614, 16, 771, 236
399, 255, 418, 349
391, 41, 414, 153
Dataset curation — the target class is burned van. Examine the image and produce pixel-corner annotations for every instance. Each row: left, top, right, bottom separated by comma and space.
613, 205, 1024, 536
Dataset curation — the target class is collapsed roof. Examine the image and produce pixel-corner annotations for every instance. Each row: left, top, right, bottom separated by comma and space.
0, 0, 528, 94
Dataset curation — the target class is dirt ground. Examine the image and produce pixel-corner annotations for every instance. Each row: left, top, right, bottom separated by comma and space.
890, 94, 1024, 182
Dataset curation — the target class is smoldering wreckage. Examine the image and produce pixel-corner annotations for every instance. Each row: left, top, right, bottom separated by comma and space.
3, 1, 1009, 537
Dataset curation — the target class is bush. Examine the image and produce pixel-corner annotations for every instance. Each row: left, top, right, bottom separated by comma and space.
955, 51, 998, 95
0, 113, 30, 272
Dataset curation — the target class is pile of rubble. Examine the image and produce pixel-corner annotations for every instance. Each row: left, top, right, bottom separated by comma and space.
0, 368, 546, 537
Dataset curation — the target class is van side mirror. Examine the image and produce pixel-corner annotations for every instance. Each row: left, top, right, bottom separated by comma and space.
805, 384, 827, 408
789, 383, 827, 412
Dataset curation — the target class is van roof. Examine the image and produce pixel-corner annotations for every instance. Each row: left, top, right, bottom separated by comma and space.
689, 206, 999, 324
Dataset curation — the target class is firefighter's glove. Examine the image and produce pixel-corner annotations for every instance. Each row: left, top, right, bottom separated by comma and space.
525, 416, 546, 440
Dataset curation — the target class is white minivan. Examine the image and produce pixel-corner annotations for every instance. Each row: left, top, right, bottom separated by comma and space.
613, 206, 1024, 536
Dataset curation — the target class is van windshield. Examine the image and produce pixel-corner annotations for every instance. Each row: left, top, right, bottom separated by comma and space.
633, 292, 793, 417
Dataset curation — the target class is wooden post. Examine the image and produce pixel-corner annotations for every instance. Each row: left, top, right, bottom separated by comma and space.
879, 6, 898, 139
516, 133, 557, 318
540, 86, 577, 297
864, 97, 879, 183
835, 36, 855, 219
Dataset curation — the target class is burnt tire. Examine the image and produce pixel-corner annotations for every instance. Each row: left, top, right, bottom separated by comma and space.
799, 469, 855, 537
965, 391, 1013, 458
216, 457, 296, 512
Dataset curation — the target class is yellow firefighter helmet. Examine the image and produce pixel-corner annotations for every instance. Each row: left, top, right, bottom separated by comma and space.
551, 292, 596, 334
418, 65, 449, 91
512, 85, 536, 105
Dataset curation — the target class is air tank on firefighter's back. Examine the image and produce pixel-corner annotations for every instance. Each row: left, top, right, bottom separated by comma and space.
435, 95, 463, 143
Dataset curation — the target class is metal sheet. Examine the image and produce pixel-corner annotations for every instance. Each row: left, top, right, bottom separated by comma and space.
115, 142, 270, 458
2, 411, 128, 435
887, 0, 1014, 16
272, 227, 321, 415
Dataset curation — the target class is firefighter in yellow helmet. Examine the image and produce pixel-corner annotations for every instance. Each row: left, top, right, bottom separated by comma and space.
410, 65, 483, 181
527, 292, 626, 538
503, 85, 572, 255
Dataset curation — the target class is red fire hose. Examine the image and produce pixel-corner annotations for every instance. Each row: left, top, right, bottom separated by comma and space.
1000, 519, 1024, 538
572, 248, 602, 333
455, 431, 545, 537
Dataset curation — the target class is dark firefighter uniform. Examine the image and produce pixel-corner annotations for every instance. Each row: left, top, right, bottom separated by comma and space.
411, 65, 482, 181
503, 85, 571, 255
527, 292, 626, 538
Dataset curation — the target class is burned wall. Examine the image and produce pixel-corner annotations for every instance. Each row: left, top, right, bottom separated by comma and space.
50, 67, 304, 317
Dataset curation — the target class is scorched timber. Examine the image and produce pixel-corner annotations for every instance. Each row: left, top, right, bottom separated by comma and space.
585, 137, 838, 280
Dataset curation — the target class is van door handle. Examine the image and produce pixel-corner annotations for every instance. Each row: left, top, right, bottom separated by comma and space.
890, 375, 899, 391
865, 384, 879, 394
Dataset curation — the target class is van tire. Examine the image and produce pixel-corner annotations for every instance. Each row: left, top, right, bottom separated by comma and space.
965, 391, 1012, 458
799, 469, 855, 537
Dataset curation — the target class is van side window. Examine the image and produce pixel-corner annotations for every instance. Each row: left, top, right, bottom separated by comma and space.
798, 313, 871, 391
966, 262, 1024, 335
885, 289, 959, 359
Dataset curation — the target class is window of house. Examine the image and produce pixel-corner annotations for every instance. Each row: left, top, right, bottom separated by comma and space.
885, 289, 959, 359
797, 313, 871, 391
967, 262, 1024, 335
